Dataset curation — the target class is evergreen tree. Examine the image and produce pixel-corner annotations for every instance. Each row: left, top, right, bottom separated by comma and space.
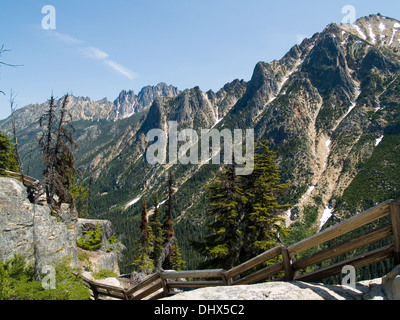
132, 200, 154, 273
161, 170, 185, 270
191, 162, 244, 270
162, 171, 176, 270
192, 141, 290, 269
150, 193, 164, 271
0, 130, 19, 175
171, 243, 186, 271
239, 142, 290, 262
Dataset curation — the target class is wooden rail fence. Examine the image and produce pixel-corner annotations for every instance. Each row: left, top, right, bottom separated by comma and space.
82, 199, 400, 300
3, 170, 44, 202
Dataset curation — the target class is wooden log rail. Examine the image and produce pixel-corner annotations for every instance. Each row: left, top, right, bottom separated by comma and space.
3, 170, 44, 202
3, 170, 39, 187
82, 199, 400, 300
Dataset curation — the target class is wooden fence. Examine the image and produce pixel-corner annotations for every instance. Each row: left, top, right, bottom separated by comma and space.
3, 170, 39, 187
3, 170, 44, 202
82, 199, 400, 300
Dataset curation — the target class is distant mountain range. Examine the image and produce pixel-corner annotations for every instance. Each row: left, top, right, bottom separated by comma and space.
1, 14, 400, 270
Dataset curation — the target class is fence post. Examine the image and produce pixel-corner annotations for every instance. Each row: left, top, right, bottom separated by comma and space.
281, 245, 294, 281
390, 202, 400, 265
221, 271, 233, 286
159, 273, 170, 297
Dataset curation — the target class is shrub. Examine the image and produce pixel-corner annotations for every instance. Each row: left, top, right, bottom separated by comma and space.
0, 255, 90, 300
76, 223, 103, 251
92, 269, 118, 280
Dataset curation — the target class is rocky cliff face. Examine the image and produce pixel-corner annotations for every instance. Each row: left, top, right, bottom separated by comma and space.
0, 177, 121, 274
113, 82, 180, 119
0, 178, 78, 270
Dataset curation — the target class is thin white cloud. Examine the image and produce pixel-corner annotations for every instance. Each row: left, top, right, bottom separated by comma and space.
104, 60, 136, 80
46, 31, 137, 80
80, 46, 109, 60
50, 31, 84, 45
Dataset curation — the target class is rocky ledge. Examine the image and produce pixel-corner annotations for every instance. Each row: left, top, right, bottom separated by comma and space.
0, 177, 120, 275
162, 266, 400, 300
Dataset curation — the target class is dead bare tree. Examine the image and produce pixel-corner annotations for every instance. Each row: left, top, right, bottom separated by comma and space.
39, 94, 79, 213
9, 90, 23, 175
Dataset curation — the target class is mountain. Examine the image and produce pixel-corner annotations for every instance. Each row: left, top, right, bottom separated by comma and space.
113, 83, 180, 120
1, 14, 400, 273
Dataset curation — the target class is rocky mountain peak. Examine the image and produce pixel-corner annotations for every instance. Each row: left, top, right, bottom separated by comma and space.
339, 14, 400, 50
113, 83, 180, 120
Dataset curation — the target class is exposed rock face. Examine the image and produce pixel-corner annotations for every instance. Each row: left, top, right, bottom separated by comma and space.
382, 264, 400, 300
0, 178, 78, 269
162, 278, 391, 300
0, 177, 121, 275
76, 218, 120, 274
113, 83, 180, 119
77, 218, 115, 240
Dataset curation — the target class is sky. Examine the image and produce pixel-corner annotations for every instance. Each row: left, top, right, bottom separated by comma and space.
1, 0, 399, 120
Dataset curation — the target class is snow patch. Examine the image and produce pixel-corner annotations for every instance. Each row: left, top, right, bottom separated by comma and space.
379, 22, 386, 32
375, 135, 384, 147
157, 199, 167, 208
354, 25, 367, 40
325, 139, 332, 155
389, 27, 399, 46
368, 24, 376, 44
305, 186, 315, 197
395, 22, 400, 29
343, 102, 357, 119
125, 196, 142, 209
320, 207, 333, 229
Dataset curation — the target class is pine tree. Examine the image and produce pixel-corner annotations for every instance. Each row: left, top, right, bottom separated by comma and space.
162, 171, 176, 270
150, 193, 164, 271
132, 200, 154, 273
192, 141, 290, 269
191, 162, 244, 270
161, 170, 185, 270
171, 243, 186, 271
239, 141, 290, 262
0, 130, 19, 175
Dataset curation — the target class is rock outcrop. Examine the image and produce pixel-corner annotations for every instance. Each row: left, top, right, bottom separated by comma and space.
0, 177, 78, 270
0, 177, 121, 275
76, 218, 121, 274
162, 275, 398, 300
382, 264, 400, 300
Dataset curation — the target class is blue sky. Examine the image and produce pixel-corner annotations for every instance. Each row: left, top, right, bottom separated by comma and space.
1, 0, 399, 120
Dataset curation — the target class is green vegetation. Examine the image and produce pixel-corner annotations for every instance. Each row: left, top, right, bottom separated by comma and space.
131, 200, 155, 273
76, 223, 103, 251
92, 269, 118, 280
192, 142, 291, 270
284, 206, 319, 247
0, 130, 19, 175
0, 255, 90, 300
